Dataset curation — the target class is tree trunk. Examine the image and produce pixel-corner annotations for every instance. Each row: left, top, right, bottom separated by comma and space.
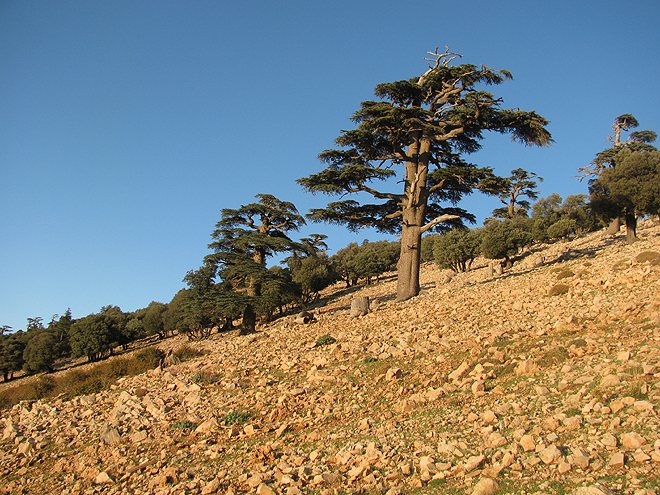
624, 212, 637, 244
240, 305, 256, 335
350, 297, 370, 317
397, 222, 422, 301
605, 217, 621, 236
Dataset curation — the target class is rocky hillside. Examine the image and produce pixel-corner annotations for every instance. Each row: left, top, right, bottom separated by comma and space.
2, 223, 660, 495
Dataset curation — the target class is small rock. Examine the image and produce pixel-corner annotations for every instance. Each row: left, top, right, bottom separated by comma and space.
465, 454, 486, 472
601, 433, 618, 448
608, 452, 625, 468
256, 483, 276, 495
520, 434, 536, 452
599, 374, 621, 387
621, 432, 645, 450
201, 478, 221, 495
539, 444, 563, 465
574, 484, 617, 495
471, 477, 499, 495
94, 471, 115, 484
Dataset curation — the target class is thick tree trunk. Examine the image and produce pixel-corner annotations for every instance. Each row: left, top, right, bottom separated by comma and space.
240, 305, 256, 335
605, 217, 621, 236
397, 219, 423, 301
624, 212, 637, 244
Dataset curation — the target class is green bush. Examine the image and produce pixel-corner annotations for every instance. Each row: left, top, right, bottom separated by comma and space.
173, 344, 204, 362
134, 347, 166, 368
222, 411, 252, 426
548, 284, 570, 296
433, 228, 482, 273
316, 334, 336, 346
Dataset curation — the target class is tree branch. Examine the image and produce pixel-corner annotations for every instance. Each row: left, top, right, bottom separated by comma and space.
420, 214, 460, 234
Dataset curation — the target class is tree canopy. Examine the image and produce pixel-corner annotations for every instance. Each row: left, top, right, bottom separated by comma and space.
299, 47, 551, 301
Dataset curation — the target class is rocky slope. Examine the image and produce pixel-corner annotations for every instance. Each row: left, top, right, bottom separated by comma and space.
2, 223, 660, 495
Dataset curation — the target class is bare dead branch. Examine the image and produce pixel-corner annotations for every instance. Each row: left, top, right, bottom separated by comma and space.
420, 214, 460, 234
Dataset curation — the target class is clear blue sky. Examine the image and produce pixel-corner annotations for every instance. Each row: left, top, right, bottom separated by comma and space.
2, 0, 659, 332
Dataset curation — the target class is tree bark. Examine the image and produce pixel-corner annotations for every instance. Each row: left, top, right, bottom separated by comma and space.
624, 212, 637, 244
605, 217, 621, 236
240, 305, 256, 335
397, 218, 423, 301
350, 297, 370, 317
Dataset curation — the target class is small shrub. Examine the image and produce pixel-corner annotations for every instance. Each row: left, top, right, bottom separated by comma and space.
316, 334, 336, 347
635, 251, 660, 264
548, 284, 570, 296
556, 269, 575, 280
362, 356, 377, 364
134, 347, 166, 368
612, 260, 629, 271
222, 410, 252, 426
174, 345, 205, 362
172, 420, 197, 429
31, 376, 56, 399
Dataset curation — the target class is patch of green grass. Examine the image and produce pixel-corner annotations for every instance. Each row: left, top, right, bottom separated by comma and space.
222, 410, 252, 426
172, 420, 197, 429
316, 334, 337, 346
174, 344, 206, 361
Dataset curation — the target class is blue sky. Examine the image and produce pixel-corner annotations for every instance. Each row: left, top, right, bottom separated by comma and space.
1, 0, 659, 332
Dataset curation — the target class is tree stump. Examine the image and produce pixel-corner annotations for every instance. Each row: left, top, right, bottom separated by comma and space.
487, 263, 494, 278
350, 297, 370, 317
293, 310, 316, 324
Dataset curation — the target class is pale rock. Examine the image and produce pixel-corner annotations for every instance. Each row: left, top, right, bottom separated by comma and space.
256, 483, 276, 495
449, 361, 471, 382
608, 452, 625, 468
601, 433, 618, 448
130, 430, 149, 443
558, 461, 571, 474
471, 380, 485, 395
515, 359, 537, 375
464, 454, 486, 472
419, 456, 437, 474
482, 410, 498, 424
386, 368, 403, 381
100, 424, 121, 445
573, 483, 617, 495
621, 432, 645, 450
520, 434, 536, 452
17, 438, 35, 457
616, 350, 631, 362
633, 400, 654, 412
486, 432, 507, 448
599, 374, 621, 387
201, 478, 221, 494
94, 471, 115, 484
539, 444, 563, 465
471, 477, 499, 495
633, 451, 651, 463
195, 418, 219, 434
609, 400, 625, 413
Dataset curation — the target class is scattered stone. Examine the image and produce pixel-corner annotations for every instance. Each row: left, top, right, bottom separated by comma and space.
471, 477, 499, 495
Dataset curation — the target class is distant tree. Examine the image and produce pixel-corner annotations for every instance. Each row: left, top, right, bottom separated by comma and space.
484, 168, 543, 218
0, 334, 26, 381
347, 240, 399, 285
0, 325, 11, 336
22, 331, 57, 374
330, 242, 361, 287
433, 228, 482, 273
143, 302, 168, 339
590, 148, 660, 243
69, 307, 126, 362
481, 217, 532, 267
47, 309, 74, 358
298, 47, 552, 302
194, 194, 309, 335
580, 114, 657, 234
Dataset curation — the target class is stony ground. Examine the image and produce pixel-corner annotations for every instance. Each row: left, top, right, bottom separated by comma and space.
2, 223, 660, 495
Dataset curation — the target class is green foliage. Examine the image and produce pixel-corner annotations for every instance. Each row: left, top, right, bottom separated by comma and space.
433, 228, 482, 273
480, 217, 532, 262
134, 346, 166, 368
188, 194, 309, 335
482, 168, 542, 219
143, 301, 168, 339
316, 334, 336, 346
173, 420, 197, 429
0, 334, 26, 381
22, 331, 57, 374
347, 240, 399, 284
173, 344, 205, 361
590, 148, 660, 242
548, 284, 570, 296
290, 254, 339, 303
530, 194, 597, 242
222, 411, 252, 426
